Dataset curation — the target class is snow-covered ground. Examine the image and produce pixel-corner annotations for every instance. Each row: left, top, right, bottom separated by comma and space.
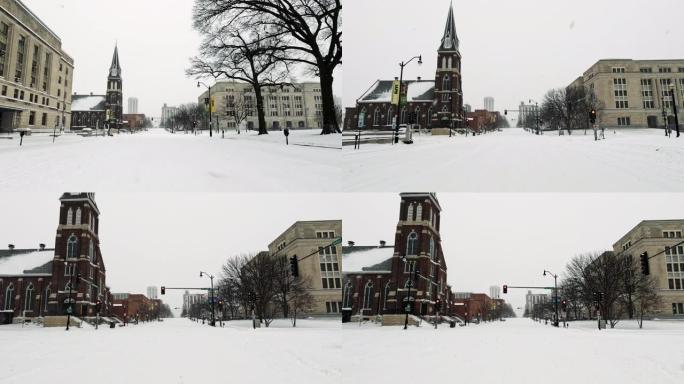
0, 318, 341, 384
342, 128, 684, 192
0, 129, 341, 192
342, 318, 684, 384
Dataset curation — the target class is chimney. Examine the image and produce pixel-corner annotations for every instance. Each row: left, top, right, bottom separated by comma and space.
417, 77, 422, 81
347, 241, 355, 247
90, 92, 93, 96
8, 244, 15, 250
39, 243, 46, 251
379, 240, 387, 248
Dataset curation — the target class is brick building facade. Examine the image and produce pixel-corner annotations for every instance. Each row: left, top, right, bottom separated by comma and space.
343, 193, 451, 319
344, 3, 465, 132
0, 193, 111, 324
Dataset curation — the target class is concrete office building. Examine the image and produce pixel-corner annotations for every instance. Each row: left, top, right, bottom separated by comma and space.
569, 59, 684, 129
0, 0, 74, 133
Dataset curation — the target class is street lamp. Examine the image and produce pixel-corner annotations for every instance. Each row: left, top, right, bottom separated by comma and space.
394, 55, 423, 145
198, 81, 213, 137
64, 260, 77, 331
200, 271, 215, 326
529, 99, 540, 135
543, 270, 559, 327
401, 256, 420, 330
669, 83, 681, 138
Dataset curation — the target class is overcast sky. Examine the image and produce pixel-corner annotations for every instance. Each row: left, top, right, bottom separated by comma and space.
0, 193, 344, 316
23, 0, 340, 119
342, 193, 684, 315
345, 0, 684, 116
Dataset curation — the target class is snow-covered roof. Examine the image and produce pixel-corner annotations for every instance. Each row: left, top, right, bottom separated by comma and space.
358, 80, 435, 104
343, 246, 394, 272
0, 250, 54, 276
72, 95, 106, 112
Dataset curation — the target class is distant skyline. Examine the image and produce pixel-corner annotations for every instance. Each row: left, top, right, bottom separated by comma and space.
341, 193, 684, 313
22, 0, 340, 119
345, 0, 684, 119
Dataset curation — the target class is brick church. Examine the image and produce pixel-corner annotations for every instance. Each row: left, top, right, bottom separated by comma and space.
345, 3, 465, 131
342, 193, 454, 320
71, 45, 123, 131
0, 193, 112, 324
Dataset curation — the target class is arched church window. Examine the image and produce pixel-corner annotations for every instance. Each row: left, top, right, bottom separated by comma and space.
406, 232, 418, 256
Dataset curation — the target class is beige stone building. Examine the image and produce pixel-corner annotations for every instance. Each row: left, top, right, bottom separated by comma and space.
0, 0, 73, 133
613, 220, 684, 317
570, 59, 684, 129
198, 81, 323, 131
268, 220, 342, 316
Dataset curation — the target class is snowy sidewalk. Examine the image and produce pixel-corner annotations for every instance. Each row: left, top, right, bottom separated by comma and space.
0, 318, 341, 384
342, 128, 684, 192
0, 129, 341, 192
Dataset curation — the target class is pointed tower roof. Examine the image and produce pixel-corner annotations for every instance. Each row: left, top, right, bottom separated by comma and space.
109, 45, 121, 77
439, 2, 459, 51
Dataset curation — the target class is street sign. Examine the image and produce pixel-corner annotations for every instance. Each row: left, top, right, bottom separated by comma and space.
331, 238, 342, 246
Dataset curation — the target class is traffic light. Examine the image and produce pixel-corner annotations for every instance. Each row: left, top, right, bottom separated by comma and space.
503, 285, 508, 294
561, 300, 567, 311
640, 252, 650, 275
289, 256, 299, 278
504, 110, 508, 116
161, 286, 166, 295
95, 300, 102, 314
435, 299, 442, 312
218, 300, 224, 309
590, 109, 597, 124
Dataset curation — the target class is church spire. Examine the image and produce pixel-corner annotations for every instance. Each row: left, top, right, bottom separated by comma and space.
109, 45, 121, 77
439, 2, 459, 51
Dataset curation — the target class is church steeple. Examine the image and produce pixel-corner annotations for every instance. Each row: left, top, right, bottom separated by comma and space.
109, 45, 121, 78
439, 2, 459, 51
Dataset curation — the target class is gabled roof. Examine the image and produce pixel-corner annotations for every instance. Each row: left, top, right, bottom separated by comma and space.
358, 80, 435, 104
343, 246, 395, 273
0, 249, 55, 276
72, 95, 106, 112
440, 2, 459, 51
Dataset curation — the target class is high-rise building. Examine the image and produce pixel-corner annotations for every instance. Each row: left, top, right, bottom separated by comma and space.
127, 97, 138, 114
569, 59, 684, 129
484, 97, 495, 111
146, 286, 158, 300
489, 285, 501, 300
0, 0, 74, 133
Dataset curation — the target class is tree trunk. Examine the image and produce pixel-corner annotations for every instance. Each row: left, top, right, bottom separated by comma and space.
254, 84, 268, 135
319, 67, 340, 135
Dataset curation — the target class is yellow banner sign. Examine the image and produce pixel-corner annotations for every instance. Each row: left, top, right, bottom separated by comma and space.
391, 80, 401, 106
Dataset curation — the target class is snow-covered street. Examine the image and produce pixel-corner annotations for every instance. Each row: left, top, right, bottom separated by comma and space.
342, 128, 684, 192
0, 129, 341, 192
0, 318, 341, 384
342, 318, 684, 384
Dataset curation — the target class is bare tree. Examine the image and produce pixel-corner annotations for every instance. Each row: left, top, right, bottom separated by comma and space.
193, 0, 342, 135
634, 276, 662, 329
188, 22, 290, 135
226, 92, 251, 134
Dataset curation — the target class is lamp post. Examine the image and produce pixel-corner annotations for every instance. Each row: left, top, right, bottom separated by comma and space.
200, 271, 215, 326
64, 260, 76, 331
543, 270, 559, 327
198, 81, 213, 137
669, 83, 681, 138
529, 99, 540, 135
401, 256, 420, 330
394, 55, 423, 145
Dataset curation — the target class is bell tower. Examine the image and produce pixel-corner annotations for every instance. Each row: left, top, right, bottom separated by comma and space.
106, 45, 123, 130
433, 2, 464, 129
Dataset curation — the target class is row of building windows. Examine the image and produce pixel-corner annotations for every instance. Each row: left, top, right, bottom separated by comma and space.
319, 245, 340, 289
615, 78, 684, 110
2, 280, 102, 313
0, 21, 68, 92
326, 301, 343, 314
614, 66, 684, 74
